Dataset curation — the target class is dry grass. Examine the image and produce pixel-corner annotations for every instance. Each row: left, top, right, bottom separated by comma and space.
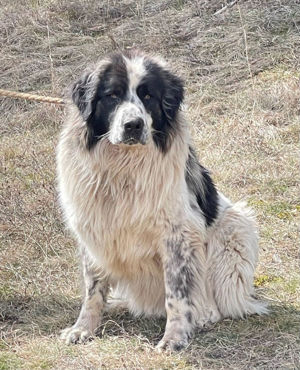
0, 0, 299, 369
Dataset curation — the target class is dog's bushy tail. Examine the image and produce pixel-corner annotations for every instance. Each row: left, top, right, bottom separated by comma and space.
208, 201, 269, 318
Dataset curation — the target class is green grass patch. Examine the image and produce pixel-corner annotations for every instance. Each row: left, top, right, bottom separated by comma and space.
255, 274, 284, 287
0, 284, 15, 300
0, 353, 22, 370
249, 199, 299, 220
27, 359, 54, 370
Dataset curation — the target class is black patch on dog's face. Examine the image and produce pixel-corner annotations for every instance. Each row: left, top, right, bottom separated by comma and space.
72, 53, 128, 149
72, 52, 184, 152
138, 61, 184, 153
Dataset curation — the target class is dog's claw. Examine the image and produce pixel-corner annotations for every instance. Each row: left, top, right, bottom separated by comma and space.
60, 326, 93, 345
156, 336, 188, 352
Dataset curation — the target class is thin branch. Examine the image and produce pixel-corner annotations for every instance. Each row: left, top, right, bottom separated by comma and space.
214, 0, 239, 16
0, 88, 64, 105
46, 24, 55, 93
237, 3, 254, 87
107, 34, 121, 51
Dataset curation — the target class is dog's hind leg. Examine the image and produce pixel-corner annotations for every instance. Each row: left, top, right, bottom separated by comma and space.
61, 249, 109, 344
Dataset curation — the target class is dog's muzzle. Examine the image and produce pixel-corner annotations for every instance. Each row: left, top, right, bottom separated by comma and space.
122, 118, 145, 145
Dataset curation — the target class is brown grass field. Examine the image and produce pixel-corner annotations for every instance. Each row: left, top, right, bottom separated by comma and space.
0, 0, 299, 368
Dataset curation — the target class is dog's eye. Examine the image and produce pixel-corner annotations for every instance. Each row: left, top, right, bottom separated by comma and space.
144, 94, 151, 100
107, 93, 118, 99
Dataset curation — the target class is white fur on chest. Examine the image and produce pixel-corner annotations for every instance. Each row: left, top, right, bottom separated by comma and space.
57, 120, 190, 277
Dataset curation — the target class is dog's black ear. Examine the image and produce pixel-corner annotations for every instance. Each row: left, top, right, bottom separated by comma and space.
71, 72, 95, 121
162, 72, 184, 121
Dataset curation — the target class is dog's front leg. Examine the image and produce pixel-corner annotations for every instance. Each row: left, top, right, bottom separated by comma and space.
157, 229, 201, 352
61, 250, 109, 344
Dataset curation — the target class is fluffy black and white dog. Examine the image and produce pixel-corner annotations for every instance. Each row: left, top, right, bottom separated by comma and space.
57, 50, 267, 351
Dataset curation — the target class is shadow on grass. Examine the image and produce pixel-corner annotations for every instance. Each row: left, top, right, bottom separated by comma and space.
1, 295, 299, 369
0, 293, 80, 338
1, 293, 299, 350
100, 303, 300, 349
0, 293, 165, 345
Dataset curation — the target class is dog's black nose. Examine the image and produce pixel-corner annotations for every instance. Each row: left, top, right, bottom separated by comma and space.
124, 119, 144, 136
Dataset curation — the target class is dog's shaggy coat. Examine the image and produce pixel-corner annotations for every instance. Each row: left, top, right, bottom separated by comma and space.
57, 50, 267, 350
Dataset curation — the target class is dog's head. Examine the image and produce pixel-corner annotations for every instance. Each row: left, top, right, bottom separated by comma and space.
71, 51, 184, 152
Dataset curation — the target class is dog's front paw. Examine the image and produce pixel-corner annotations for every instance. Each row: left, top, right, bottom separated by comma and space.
60, 326, 93, 345
156, 331, 189, 352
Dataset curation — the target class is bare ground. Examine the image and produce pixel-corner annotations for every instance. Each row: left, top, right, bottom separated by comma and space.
0, 0, 299, 369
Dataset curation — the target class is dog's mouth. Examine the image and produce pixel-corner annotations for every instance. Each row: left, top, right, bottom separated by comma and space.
122, 137, 146, 145
120, 131, 147, 146
109, 136, 147, 147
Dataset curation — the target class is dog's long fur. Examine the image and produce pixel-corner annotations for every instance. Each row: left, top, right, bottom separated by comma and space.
57, 50, 267, 350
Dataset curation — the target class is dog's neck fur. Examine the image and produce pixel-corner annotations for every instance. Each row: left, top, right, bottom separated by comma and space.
58, 111, 191, 233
